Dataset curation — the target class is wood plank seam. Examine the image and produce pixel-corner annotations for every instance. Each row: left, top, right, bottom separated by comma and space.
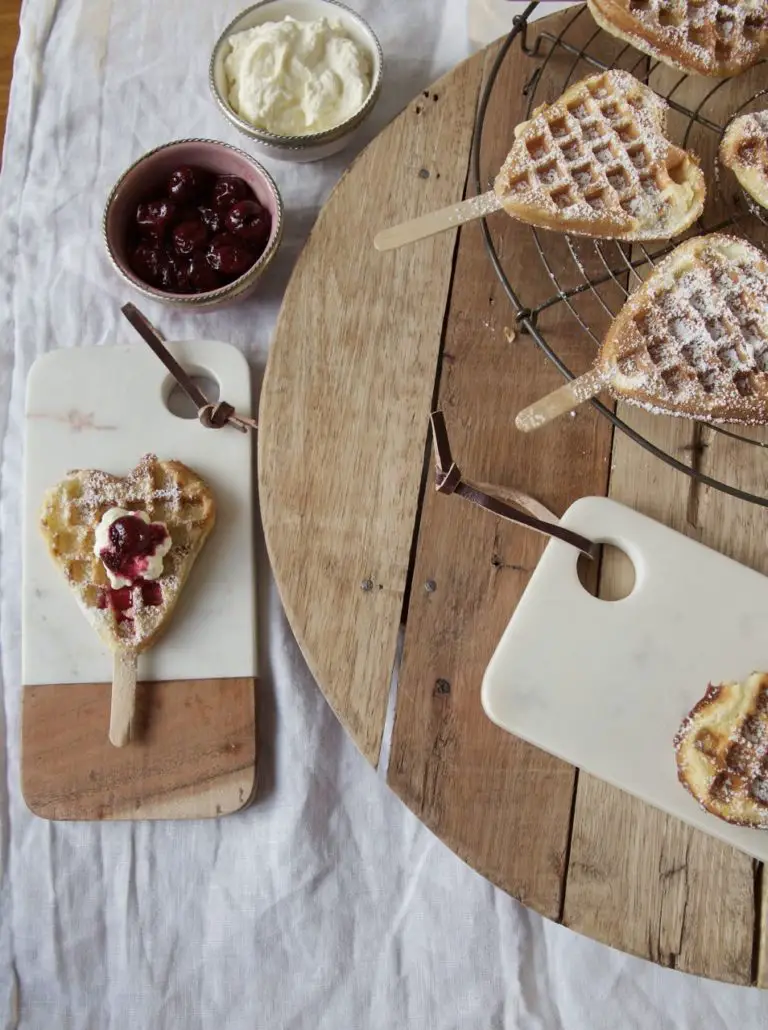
381, 47, 499, 769
753, 861, 764, 985
260, 51, 494, 764
388, 12, 617, 919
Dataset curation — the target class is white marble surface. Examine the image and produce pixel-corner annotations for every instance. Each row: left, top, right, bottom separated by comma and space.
3, 1, 768, 1027
23, 341, 255, 685
484, 496, 768, 862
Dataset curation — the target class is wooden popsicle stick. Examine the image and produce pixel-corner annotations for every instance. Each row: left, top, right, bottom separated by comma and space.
515, 367, 607, 433
109, 650, 138, 747
374, 191, 502, 252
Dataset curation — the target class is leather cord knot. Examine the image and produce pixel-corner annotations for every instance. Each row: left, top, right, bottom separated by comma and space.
199, 401, 235, 429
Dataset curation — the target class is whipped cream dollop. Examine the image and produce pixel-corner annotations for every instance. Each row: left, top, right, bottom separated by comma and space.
224, 16, 372, 135
94, 508, 171, 589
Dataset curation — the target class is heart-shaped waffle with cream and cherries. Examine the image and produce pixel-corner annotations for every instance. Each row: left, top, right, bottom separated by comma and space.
39, 453, 216, 654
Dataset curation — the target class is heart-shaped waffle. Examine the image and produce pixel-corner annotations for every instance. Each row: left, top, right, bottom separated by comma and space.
494, 70, 704, 241
600, 233, 768, 423
675, 672, 768, 829
40, 454, 216, 654
588, 0, 768, 78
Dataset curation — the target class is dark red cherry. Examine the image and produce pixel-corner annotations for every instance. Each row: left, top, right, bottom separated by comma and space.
136, 199, 177, 239
198, 205, 222, 235
141, 581, 163, 607
99, 514, 169, 581
172, 218, 209, 255
130, 242, 166, 287
156, 253, 177, 291
224, 200, 270, 252
98, 586, 133, 624
104, 515, 167, 572
167, 166, 208, 204
212, 175, 250, 211
206, 233, 256, 278
186, 252, 223, 293
168, 252, 193, 293
130, 241, 160, 283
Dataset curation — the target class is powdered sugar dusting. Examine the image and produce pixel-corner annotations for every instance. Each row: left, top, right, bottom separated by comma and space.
40, 454, 215, 652
730, 109, 768, 167
589, 0, 768, 77
675, 673, 768, 828
605, 234, 768, 423
721, 109, 768, 184
70, 453, 183, 522
494, 69, 702, 240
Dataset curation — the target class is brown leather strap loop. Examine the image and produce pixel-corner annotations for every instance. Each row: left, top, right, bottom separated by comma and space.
121, 303, 258, 434
429, 410, 598, 560
430, 409, 454, 476
437, 462, 462, 494
430, 411, 464, 494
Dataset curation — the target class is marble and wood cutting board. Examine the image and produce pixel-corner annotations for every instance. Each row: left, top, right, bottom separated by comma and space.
22, 340, 257, 820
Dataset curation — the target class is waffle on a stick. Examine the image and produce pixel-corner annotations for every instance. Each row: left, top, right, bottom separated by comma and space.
587, 0, 768, 77
598, 233, 768, 423
39, 454, 216, 654
494, 70, 704, 241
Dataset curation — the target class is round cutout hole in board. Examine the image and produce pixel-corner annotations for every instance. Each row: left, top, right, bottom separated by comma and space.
162, 369, 221, 420
577, 542, 635, 602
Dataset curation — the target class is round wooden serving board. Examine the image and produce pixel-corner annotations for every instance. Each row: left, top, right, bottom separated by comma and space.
260, 7, 768, 986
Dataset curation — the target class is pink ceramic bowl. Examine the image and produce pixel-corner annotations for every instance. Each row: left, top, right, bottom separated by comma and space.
103, 138, 284, 310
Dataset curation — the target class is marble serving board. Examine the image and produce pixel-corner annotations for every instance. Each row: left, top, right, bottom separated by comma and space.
482, 496, 768, 862
23, 341, 256, 684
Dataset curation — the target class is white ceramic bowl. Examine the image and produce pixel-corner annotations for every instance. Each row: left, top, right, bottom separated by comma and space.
210, 0, 383, 163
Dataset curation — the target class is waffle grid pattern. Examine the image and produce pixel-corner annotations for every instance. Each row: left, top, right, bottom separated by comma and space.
480, 0, 768, 504
605, 236, 768, 420
590, 0, 768, 76
496, 71, 703, 240
40, 455, 215, 652
728, 113, 768, 167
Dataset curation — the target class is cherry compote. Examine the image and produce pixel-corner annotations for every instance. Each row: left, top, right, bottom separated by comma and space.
127, 166, 272, 295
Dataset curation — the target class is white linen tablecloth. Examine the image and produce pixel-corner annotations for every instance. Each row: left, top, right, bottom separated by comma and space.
2, 1, 768, 1026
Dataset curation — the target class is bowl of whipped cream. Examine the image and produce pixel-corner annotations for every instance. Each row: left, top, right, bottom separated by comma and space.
210, 0, 383, 162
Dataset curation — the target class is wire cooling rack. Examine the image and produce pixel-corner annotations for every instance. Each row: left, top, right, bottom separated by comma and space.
472, 1, 768, 507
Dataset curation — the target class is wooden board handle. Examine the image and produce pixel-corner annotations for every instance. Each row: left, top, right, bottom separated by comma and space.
374, 191, 501, 252
515, 368, 606, 433
109, 651, 137, 747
